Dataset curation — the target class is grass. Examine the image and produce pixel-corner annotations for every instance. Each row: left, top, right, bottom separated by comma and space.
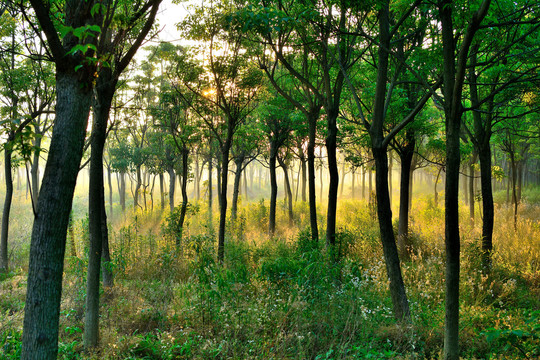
0, 186, 539, 359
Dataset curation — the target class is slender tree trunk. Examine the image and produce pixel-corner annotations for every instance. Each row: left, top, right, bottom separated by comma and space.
300, 153, 307, 202
269, 141, 278, 236
106, 164, 113, 217
0, 145, 13, 273
469, 152, 477, 222
85, 76, 115, 349
208, 156, 213, 225
195, 153, 200, 201
340, 161, 346, 197
278, 156, 294, 226
370, 3, 410, 322
362, 167, 366, 199
168, 166, 175, 213
351, 169, 356, 198
397, 138, 415, 257
31, 136, 42, 210
119, 172, 126, 212
22, 71, 92, 360
326, 111, 339, 248
478, 144, 494, 269
231, 155, 244, 221
217, 135, 232, 263
177, 148, 189, 247
307, 111, 319, 242
159, 173, 164, 210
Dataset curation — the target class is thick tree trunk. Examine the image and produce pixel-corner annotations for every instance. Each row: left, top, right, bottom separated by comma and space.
0, 145, 13, 273
22, 71, 92, 360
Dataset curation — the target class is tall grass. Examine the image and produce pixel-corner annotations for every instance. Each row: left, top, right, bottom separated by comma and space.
0, 192, 539, 359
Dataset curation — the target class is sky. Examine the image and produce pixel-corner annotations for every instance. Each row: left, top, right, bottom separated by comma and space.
154, 0, 189, 43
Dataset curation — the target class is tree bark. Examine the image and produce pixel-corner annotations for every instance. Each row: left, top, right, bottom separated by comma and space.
176, 147, 189, 247
326, 110, 339, 248
0, 145, 13, 273
159, 173, 164, 210
278, 156, 294, 226
217, 135, 232, 263
85, 71, 115, 349
168, 166, 176, 213
231, 155, 244, 221
269, 141, 278, 236
22, 70, 92, 360
397, 133, 415, 257
307, 110, 319, 242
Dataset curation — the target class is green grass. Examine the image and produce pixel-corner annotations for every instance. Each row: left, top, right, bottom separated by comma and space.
1, 192, 539, 359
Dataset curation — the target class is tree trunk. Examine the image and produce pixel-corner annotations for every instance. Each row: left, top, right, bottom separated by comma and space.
119, 172, 126, 212
269, 141, 278, 236
397, 135, 415, 257
0, 145, 13, 273
22, 71, 92, 360
85, 74, 115, 349
31, 135, 42, 210
177, 148, 189, 248
168, 166, 176, 213
231, 155, 244, 221
370, 3, 410, 322
217, 135, 232, 263
326, 111, 339, 248
478, 144, 494, 269
159, 173, 164, 210
300, 152, 307, 202
107, 164, 113, 217
208, 156, 213, 226
307, 111, 319, 242
195, 153, 200, 201
278, 156, 294, 226
134, 166, 142, 209
469, 152, 477, 223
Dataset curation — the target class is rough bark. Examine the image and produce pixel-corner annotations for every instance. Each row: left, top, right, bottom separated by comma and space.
22, 70, 92, 360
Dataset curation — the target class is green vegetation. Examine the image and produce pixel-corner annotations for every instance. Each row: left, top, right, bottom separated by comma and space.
1, 191, 538, 359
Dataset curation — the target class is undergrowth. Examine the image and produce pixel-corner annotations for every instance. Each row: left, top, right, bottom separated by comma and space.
1, 197, 539, 359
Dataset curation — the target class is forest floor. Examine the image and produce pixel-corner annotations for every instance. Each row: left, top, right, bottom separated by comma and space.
1, 189, 539, 359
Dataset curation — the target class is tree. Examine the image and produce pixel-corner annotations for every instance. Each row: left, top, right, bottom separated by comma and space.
19, 0, 102, 357
0, 8, 53, 273
437, 1, 492, 358
179, 0, 262, 262
84, 0, 161, 349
